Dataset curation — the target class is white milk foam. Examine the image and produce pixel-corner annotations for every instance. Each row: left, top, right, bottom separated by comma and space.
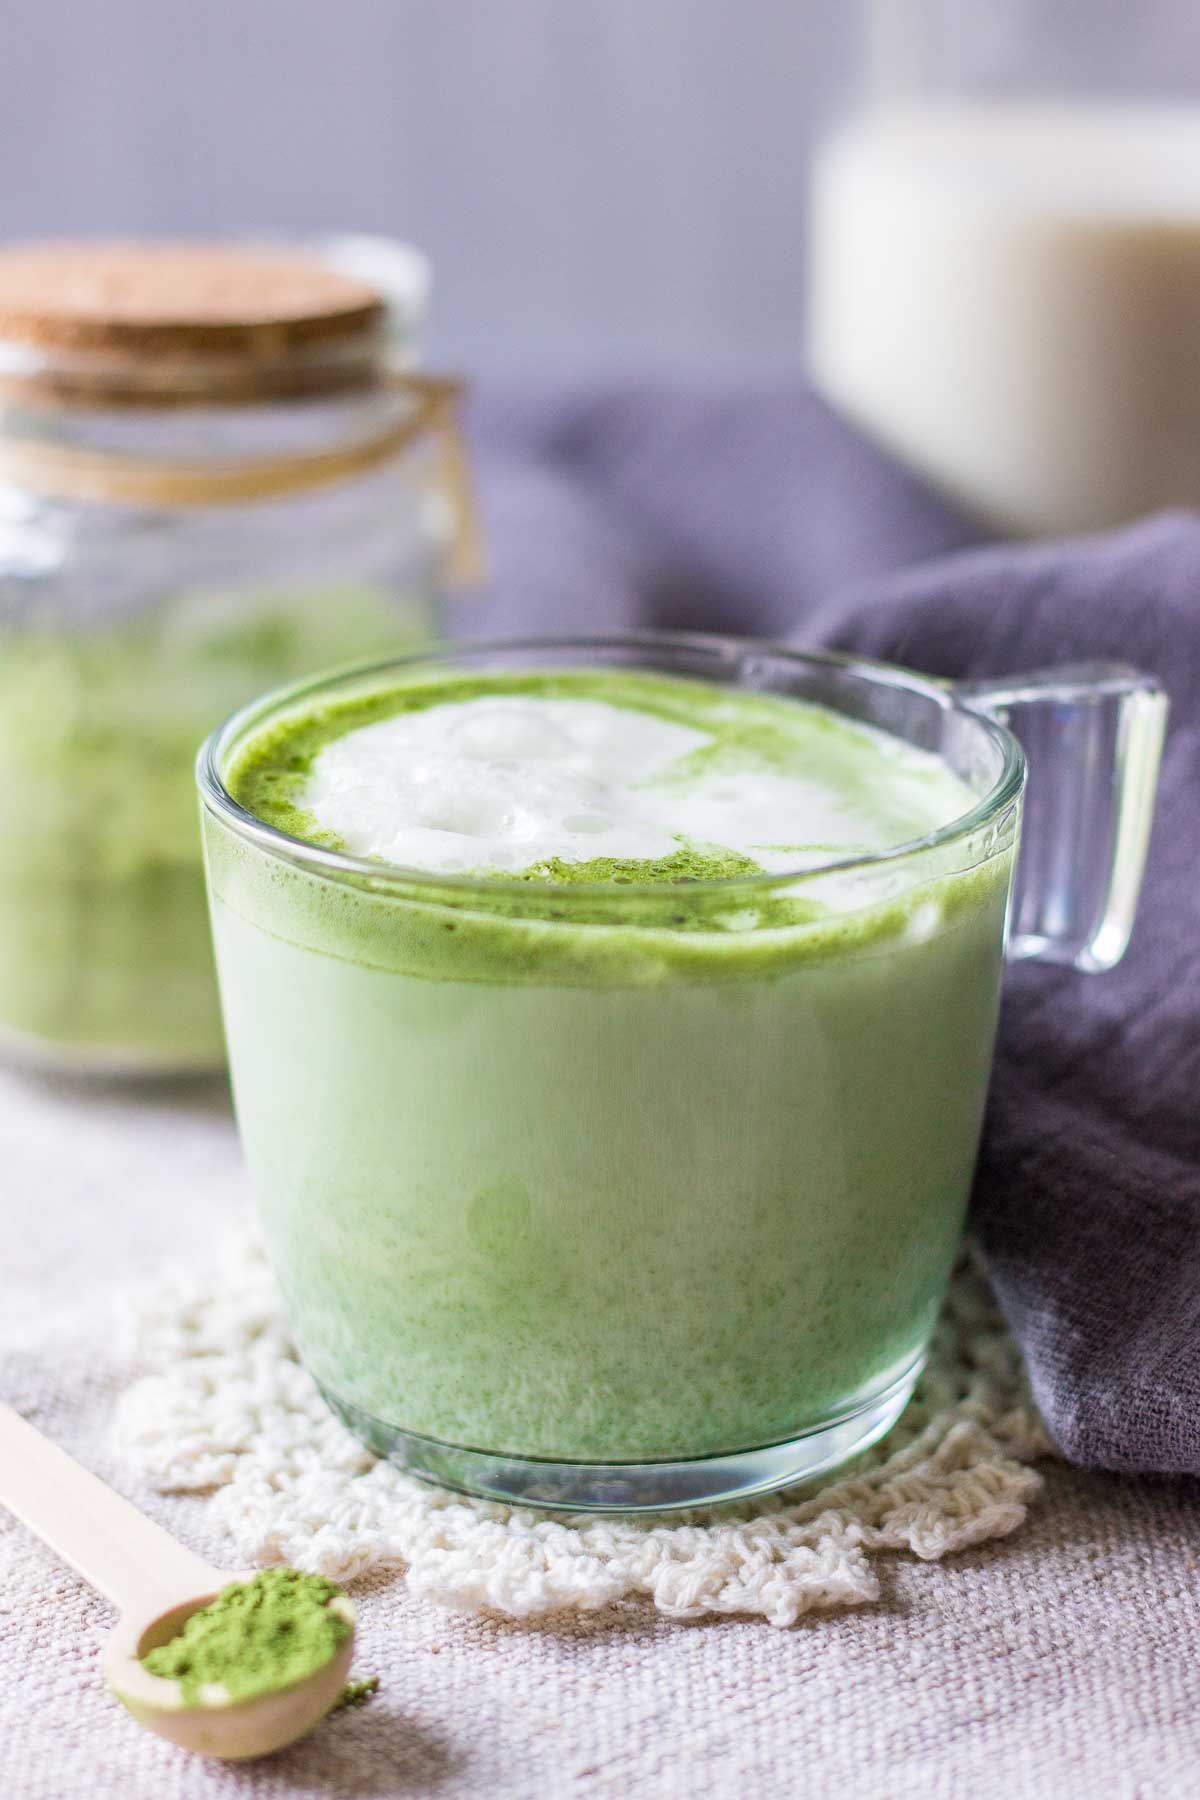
301, 695, 972, 877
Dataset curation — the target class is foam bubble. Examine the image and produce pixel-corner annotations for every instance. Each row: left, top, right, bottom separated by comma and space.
300, 693, 974, 878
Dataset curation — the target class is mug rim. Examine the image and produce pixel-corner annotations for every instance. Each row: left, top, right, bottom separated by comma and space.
196, 629, 1026, 901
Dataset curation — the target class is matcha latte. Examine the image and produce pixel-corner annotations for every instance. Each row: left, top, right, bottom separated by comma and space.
202, 644, 1019, 1508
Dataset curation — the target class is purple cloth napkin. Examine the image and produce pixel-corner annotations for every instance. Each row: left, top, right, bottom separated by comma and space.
455, 379, 1199, 1477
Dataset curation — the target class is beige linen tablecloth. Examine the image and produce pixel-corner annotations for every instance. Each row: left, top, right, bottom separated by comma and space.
2, 1066, 1198, 1800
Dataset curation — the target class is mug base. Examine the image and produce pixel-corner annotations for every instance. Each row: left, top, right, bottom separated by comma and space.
317, 1357, 922, 1514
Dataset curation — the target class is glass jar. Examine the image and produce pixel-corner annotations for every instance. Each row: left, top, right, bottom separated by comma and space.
808, 3, 1200, 535
0, 237, 469, 1075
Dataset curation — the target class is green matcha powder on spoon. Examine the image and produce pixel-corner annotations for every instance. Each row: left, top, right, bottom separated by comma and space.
0, 1401, 371, 1759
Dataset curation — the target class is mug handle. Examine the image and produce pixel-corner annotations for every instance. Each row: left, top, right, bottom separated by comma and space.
950, 664, 1168, 973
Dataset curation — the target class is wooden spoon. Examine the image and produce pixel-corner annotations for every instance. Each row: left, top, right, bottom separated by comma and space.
0, 1402, 355, 1760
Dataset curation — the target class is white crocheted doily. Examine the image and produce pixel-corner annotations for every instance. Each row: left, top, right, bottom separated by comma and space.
112, 1235, 1052, 1628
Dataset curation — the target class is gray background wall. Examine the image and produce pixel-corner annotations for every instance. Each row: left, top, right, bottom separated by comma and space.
0, 1, 854, 373
0, 2, 1191, 373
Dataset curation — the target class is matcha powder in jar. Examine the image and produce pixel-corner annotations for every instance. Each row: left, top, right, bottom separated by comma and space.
0, 235, 472, 1074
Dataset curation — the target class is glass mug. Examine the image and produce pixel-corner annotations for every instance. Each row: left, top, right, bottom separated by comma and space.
198, 635, 1165, 1511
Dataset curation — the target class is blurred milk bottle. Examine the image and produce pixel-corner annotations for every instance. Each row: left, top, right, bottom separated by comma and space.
808, 1, 1200, 535
0, 237, 475, 1075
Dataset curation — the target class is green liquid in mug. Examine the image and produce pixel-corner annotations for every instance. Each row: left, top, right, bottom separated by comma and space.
208, 668, 1010, 1465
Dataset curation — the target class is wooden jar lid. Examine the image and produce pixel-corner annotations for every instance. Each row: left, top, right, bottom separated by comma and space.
0, 240, 390, 401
